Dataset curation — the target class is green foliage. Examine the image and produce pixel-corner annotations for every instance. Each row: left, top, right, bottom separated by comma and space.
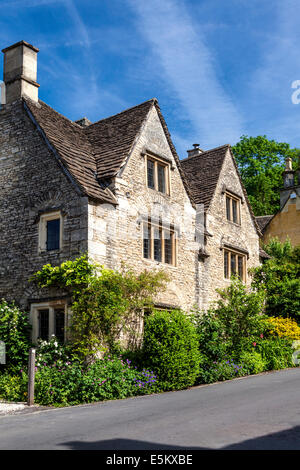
0, 372, 27, 401
232, 135, 299, 216
0, 299, 32, 371
70, 267, 168, 360
36, 337, 73, 367
213, 277, 265, 353
256, 337, 295, 371
30, 255, 96, 299
204, 358, 246, 383
141, 309, 200, 391
0, 356, 157, 405
239, 351, 266, 374
31, 257, 168, 360
251, 239, 300, 320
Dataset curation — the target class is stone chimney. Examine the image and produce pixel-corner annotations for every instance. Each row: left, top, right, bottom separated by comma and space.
2, 41, 39, 104
187, 143, 203, 158
75, 117, 92, 127
283, 157, 295, 188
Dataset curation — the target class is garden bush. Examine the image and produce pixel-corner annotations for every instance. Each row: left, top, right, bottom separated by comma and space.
256, 337, 295, 371
197, 357, 246, 384
141, 309, 200, 391
0, 355, 157, 406
239, 351, 266, 375
266, 317, 300, 341
0, 299, 32, 371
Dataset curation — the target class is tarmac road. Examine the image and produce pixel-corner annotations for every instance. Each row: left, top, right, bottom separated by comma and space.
0, 368, 299, 450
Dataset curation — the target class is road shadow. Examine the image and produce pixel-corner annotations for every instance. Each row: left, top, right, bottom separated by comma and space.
61, 425, 300, 450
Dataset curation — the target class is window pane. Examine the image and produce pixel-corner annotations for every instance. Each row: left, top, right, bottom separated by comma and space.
143, 223, 151, 259
47, 219, 60, 251
38, 309, 49, 340
153, 226, 162, 262
231, 253, 236, 276
224, 251, 229, 278
232, 199, 238, 223
147, 160, 155, 189
226, 196, 231, 220
164, 231, 173, 264
238, 256, 244, 280
157, 164, 166, 193
54, 308, 65, 342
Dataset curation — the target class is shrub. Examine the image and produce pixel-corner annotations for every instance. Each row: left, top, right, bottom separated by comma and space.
141, 309, 200, 391
213, 277, 265, 354
266, 317, 300, 341
0, 372, 27, 401
35, 336, 73, 367
239, 351, 266, 374
256, 337, 294, 371
0, 356, 157, 405
197, 357, 246, 384
251, 239, 300, 320
0, 299, 32, 371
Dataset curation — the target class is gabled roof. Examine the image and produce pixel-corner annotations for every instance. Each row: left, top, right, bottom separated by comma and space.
181, 144, 262, 235
255, 215, 274, 233
181, 144, 228, 211
23, 97, 194, 206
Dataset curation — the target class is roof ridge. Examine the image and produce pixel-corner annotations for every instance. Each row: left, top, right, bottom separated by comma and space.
87, 98, 157, 128
180, 144, 230, 163
34, 99, 84, 129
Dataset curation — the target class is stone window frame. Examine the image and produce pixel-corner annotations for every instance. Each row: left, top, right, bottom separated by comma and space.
38, 210, 63, 253
225, 191, 241, 225
223, 248, 247, 282
142, 219, 177, 267
29, 300, 68, 344
145, 154, 171, 196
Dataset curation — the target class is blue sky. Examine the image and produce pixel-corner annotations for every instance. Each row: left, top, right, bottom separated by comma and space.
0, 0, 300, 158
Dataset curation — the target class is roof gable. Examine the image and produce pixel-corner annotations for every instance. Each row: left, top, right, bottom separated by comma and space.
181, 145, 228, 211
181, 144, 261, 235
23, 97, 194, 207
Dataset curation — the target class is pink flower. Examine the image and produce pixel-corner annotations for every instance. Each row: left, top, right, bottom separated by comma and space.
260, 334, 264, 338
253, 342, 256, 347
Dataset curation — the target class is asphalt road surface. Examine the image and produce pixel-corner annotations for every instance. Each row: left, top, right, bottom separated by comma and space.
0, 368, 299, 450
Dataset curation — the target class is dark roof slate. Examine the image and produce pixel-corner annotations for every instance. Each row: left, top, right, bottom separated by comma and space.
180, 145, 229, 210
23, 97, 194, 206
255, 215, 274, 233
181, 145, 262, 235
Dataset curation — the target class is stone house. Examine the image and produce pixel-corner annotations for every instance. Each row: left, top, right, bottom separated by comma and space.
256, 158, 300, 247
0, 41, 261, 342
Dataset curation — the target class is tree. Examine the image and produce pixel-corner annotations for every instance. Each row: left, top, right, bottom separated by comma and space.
232, 135, 299, 216
251, 239, 300, 320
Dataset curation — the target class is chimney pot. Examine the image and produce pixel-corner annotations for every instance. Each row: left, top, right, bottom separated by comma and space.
187, 143, 203, 158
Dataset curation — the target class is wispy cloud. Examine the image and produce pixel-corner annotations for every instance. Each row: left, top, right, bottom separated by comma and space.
245, 0, 300, 146
127, 0, 244, 151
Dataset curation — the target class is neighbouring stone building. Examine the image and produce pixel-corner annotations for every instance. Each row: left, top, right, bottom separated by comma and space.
0, 41, 261, 342
256, 158, 300, 247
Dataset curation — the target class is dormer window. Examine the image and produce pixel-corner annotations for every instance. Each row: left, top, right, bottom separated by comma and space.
146, 155, 170, 195
225, 193, 241, 224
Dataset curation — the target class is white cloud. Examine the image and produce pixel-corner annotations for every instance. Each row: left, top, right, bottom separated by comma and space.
127, 0, 244, 150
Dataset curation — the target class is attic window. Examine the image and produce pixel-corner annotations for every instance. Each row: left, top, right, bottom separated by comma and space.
225, 192, 241, 224
146, 155, 170, 195
39, 211, 63, 252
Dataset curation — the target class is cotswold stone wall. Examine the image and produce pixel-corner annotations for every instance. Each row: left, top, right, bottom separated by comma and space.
0, 100, 88, 308
87, 106, 198, 311
198, 149, 260, 311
